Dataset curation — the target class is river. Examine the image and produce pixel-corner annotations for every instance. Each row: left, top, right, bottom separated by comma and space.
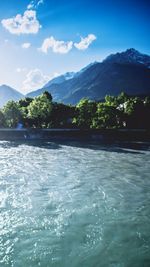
0, 141, 150, 267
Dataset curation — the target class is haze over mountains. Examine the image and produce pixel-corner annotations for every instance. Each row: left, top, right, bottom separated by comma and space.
0, 48, 150, 107
0, 85, 23, 107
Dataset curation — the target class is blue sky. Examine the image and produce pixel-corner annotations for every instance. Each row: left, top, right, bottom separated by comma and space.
0, 0, 149, 94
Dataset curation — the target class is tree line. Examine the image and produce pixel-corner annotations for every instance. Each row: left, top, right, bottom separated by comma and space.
0, 91, 150, 129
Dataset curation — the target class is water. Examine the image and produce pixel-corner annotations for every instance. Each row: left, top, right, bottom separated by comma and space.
0, 141, 150, 267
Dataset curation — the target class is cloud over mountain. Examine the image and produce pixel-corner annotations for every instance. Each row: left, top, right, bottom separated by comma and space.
27, 49, 150, 104
22, 69, 58, 93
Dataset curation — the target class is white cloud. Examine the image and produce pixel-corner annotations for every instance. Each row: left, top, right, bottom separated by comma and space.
40, 36, 73, 54
22, 43, 31, 49
27, 2, 34, 9
1, 10, 41, 35
39, 34, 97, 54
22, 69, 58, 93
16, 68, 27, 73
74, 34, 97, 50
37, 0, 44, 7
27, 0, 44, 10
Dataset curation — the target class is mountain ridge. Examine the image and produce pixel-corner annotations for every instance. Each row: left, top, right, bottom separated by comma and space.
27, 48, 150, 104
0, 85, 24, 108
1, 48, 150, 107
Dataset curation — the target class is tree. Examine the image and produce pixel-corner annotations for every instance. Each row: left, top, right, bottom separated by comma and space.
93, 103, 122, 129
43, 91, 52, 102
124, 97, 148, 128
0, 110, 5, 128
18, 97, 33, 108
3, 101, 22, 128
74, 98, 97, 128
50, 103, 75, 128
105, 95, 116, 107
18, 97, 34, 127
116, 92, 129, 105
27, 93, 52, 127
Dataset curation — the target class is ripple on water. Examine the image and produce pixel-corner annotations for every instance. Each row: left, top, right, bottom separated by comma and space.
0, 141, 150, 267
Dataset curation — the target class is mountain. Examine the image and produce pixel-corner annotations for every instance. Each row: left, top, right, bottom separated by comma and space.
44, 72, 75, 88
26, 62, 100, 100
27, 48, 150, 104
0, 85, 24, 108
104, 48, 150, 67
28, 72, 76, 98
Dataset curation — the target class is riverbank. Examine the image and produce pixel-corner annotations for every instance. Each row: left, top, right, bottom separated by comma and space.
0, 128, 150, 142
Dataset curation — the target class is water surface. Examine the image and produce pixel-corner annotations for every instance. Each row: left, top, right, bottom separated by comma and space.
0, 141, 150, 267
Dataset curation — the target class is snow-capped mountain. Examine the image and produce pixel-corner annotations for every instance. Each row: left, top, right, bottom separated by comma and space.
27, 62, 98, 99
75, 61, 99, 75
27, 72, 76, 99
27, 48, 150, 104
104, 48, 150, 67
43, 72, 76, 88
1, 48, 150, 106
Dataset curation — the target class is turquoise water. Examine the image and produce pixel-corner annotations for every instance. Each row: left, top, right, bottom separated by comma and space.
0, 141, 150, 267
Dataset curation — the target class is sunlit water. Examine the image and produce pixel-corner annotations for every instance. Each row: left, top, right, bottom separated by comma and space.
0, 141, 150, 267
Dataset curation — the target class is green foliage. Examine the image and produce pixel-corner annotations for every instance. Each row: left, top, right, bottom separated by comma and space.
43, 91, 52, 102
93, 103, 122, 129
74, 98, 97, 128
115, 92, 129, 105
3, 101, 22, 128
144, 96, 150, 106
18, 97, 33, 121
18, 97, 33, 108
0, 110, 5, 127
122, 97, 148, 128
105, 95, 116, 106
0, 91, 150, 129
27, 93, 52, 127
105, 92, 129, 107
50, 103, 75, 128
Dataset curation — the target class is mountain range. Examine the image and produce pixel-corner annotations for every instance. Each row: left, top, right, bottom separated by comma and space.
0, 48, 150, 107
0, 85, 24, 108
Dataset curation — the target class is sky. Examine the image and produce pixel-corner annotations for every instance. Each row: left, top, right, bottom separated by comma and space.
0, 0, 149, 94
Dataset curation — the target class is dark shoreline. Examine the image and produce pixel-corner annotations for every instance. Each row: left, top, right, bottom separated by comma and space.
0, 128, 150, 142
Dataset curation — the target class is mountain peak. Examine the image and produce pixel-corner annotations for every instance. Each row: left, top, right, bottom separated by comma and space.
104, 48, 150, 67
124, 48, 143, 58
27, 48, 150, 104
125, 48, 139, 54
0, 84, 10, 88
0, 84, 24, 107
0, 84, 17, 91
